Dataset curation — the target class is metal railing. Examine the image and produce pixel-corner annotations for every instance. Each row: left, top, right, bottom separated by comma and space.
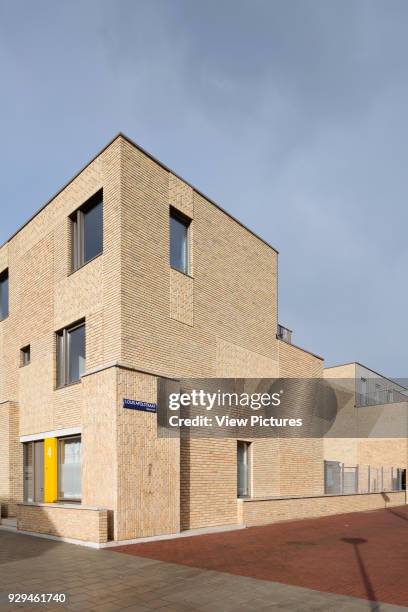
277, 324, 292, 344
356, 379, 408, 408
324, 461, 406, 495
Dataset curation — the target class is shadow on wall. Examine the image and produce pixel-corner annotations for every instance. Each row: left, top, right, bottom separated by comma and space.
15, 504, 109, 547
180, 437, 191, 531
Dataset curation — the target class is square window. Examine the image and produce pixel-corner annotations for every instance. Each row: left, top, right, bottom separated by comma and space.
170, 209, 190, 274
71, 191, 103, 271
56, 321, 86, 387
21, 345, 31, 366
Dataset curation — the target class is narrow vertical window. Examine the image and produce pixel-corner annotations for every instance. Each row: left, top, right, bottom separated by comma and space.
71, 191, 103, 271
56, 321, 86, 387
360, 377, 367, 407
21, 345, 31, 366
375, 383, 381, 405
170, 209, 190, 274
23, 443, 34, 502
58, 436, 82, 500
0, 269, 9, 321
23, 441, 44, 503
237, 441, 251, 498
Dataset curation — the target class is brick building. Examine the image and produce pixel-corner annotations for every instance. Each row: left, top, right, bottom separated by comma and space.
0, 134, 405, 545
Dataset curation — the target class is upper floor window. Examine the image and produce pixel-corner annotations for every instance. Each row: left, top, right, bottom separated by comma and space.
56, 321, 86, 388
71, 191, 103, 271
21, 345, 31, 366
360, 377, 367, 406
0, 269, 9, 321
170, 208, 190, 274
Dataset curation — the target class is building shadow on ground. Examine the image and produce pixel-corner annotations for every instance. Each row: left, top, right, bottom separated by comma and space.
0, 529, 58, 565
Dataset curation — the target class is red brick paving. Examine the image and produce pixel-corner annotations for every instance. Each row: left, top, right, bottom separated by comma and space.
111, 506, 408, 607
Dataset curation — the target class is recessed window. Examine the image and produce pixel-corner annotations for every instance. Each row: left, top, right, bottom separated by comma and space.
237, 441, 251, 498
21, 345, 31, 366
56, 321, 86, 388
23, 441, 44, 503
58, 436, 82, 501
24, 435, 82, 503
0, 269, 9, 321
170, 208, 190, 274
360, 377, 367, 406
71, 191, 103, 271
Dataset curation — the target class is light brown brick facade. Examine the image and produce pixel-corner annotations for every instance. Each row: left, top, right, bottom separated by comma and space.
240, 491, 406, 526
324, 363, 408, 479
0, 134, 405, 543
17, 503, 108, 543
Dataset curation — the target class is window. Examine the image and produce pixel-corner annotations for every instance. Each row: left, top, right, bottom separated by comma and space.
71, 191, 103, 271
375, 383, 382, 404
360, 377, 367, 406
21, 345, 31, 366
24, 436, 82, 503
58, 436, 81, 500
170, 208, 190, 274
237, 441, 251, 498
0, 269, 9, 321
56, 322, 86, 387
23, 441, 44, 503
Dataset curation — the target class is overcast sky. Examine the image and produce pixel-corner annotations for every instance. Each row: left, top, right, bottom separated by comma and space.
1, 0, 407, 376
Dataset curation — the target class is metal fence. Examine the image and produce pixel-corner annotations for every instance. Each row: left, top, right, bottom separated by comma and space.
324, 461, 406, 495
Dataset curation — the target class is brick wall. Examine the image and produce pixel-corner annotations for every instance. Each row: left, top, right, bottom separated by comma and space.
0, 401, 22, 517
17, 503, 108, 543
241, 491, 406, 526
6, 134, 388, 541
81, 368, 118, 540
119, 139, 279, 380
115, 369, 180, 541
0, 138, 123, 533
119, 139, 280, 533
324, 365, 408, 478
271, 341, 325, 497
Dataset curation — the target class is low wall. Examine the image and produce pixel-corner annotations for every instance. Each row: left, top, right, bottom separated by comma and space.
240, 491, 406, 526
17, 503, 108, 543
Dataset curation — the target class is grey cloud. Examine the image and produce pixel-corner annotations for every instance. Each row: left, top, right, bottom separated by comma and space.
1, 0, 407, 374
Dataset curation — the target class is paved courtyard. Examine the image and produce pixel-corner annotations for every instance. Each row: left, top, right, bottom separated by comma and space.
111, 506, 408, 609
0, 506, 406, 612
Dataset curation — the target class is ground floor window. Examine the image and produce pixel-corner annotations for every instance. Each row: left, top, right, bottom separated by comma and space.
23, 441, 44, 503
237, 441, 251, 498
23, 435, 82, 503
58, 436, 82, 501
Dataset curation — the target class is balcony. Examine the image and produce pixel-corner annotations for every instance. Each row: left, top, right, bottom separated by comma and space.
277, 324, 292, 344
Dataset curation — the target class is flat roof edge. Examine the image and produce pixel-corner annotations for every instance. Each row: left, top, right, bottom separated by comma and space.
0, 132, 279, 255
277, 338, 324, 361
325, 361, 408, 390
